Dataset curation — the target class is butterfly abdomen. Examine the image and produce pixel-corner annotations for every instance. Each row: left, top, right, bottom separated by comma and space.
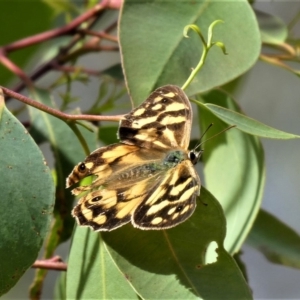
110, 150, 187, 185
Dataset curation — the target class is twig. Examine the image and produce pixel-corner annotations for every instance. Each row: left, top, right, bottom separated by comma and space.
2, 0, 118, 53
260, 54, 300, 75
77, 28, 118, 42
262, 41, 296, 57
5, 5, 119, 98
32, 256, 67, 271
64, 41, 119, 62
52, 64, 102, 76
1, 87, 124, 122
0, 54, 33, 85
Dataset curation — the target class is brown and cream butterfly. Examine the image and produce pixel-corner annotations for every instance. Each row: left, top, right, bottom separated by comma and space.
66, 85, 202, 231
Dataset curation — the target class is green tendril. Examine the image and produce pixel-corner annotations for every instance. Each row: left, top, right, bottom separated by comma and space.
181, 20, 227, 91
67, 121, 91, 156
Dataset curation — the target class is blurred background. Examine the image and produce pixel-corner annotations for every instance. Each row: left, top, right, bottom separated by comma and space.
2, 1, 300, 299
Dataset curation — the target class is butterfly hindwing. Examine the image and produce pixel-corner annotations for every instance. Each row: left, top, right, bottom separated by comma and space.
72, 178, 149, 231
133, 160, 200, 229
71, 153, 200, 231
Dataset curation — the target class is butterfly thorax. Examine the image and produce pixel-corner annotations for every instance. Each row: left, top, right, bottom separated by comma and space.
163, 150, 187, 167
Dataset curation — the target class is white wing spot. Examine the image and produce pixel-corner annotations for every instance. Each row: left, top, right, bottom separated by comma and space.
133, 108, 146, 116
146, 200, 169, 216
162, 92, 175, 97
167, 207, 176, 215
152, 104, 162, 110
153, 96, 163, 103
93, 214, 107, 225
151, 217, 163, 225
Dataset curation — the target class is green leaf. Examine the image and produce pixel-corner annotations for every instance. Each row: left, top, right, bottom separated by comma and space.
0, 0, 53, 86
101, 188, 252, 299
120, 0, 261, 105
256, 10, 288, 45
54, 271, 66, 300
247, 209, 300, 269
67, 189, 252, 299
204, 102, 300, 139
98, 125, 119, 145
66, 227, 139, 299
29, 88, 97, 243
43, 0, 78, 16
103, 63, 124, 81
199, 90, 265, 254
0, 92, 55, 296
27, 88, 98, 298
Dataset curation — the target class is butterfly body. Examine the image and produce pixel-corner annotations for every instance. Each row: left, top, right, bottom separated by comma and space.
67, 85, 201, 231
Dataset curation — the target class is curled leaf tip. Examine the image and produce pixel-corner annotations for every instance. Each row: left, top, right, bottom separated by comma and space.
208, 19, 225, 46
209, 20, 224, 33
183, 24, 204, 41
183, 25, 190, 38
214, 42, 228, 55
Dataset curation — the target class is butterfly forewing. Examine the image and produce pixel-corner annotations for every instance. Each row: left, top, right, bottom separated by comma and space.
119, 85, 192, 150
67, 85, 201, 231
66, 144, 142, 194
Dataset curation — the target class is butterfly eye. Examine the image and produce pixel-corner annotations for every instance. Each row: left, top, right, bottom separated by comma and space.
79, 163, 86, 172
189, 151, 199, 165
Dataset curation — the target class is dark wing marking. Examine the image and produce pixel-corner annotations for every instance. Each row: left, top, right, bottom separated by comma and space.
119, 85, 192, 150
72, 178, 151, 231
66, 143, 145, 192
67, 145, 171, 231
72, 159, 200, 232
132, 160, 201, 230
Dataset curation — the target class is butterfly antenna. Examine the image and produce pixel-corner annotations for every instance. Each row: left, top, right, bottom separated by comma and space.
194, 124, 236, 151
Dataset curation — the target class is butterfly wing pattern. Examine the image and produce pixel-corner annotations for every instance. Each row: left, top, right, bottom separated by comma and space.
66, 85, 201, 231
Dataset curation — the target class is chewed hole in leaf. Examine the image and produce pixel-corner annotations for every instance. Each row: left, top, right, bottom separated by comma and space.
205, 241, 218, 264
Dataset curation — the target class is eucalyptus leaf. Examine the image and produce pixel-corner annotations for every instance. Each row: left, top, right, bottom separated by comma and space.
0, 0, 53, 86
247, 209, 300, 269
199, 90, 265, 254
66, 173, 252, 299
29, 88, 97, 244
204, 102, 300, 139
120, 0, 261, 105
101, 188, 252, 300
103, 63, 124, 81
0, 92, 55, 296
28, 88, 98, 298
66, 227, 139, 299
98, 125, 119, 145
54, 271, 66, 300
256, 10, 288, 45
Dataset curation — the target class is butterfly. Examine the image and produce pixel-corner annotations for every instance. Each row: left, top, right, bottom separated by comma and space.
66, 85, 202, 231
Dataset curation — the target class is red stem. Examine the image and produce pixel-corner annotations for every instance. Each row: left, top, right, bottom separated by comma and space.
77, 29, 118, 42
32, 256, 67, 271
1, 86, 123, 122
1, 1, 120, 99
3, 0, 119, 53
